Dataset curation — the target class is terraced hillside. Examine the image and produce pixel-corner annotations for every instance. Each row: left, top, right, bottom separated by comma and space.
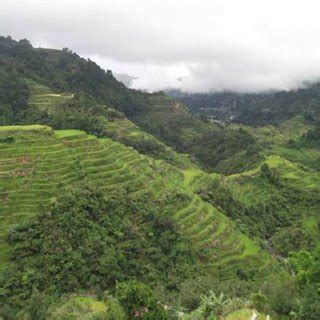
134, 93, 215, 150
0, 36, 261, 174
0, 125, 273, 279
165, 119, 320, 258
226, 154, 320, 252
26, 79, 74, 113
23, 79, 195, 169
179, 169, 275, 280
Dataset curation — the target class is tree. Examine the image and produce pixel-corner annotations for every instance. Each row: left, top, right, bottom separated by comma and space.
116, 280, 169, 320
198, 291, 229, 320
260, 163, 279, 184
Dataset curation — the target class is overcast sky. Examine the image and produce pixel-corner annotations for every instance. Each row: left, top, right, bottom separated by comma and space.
1, 0, 320, 92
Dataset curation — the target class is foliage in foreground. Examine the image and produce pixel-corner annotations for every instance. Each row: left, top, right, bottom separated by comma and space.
0, 185, 198, 318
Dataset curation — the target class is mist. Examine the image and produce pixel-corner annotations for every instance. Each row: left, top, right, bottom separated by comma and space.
1, 0, 320, 93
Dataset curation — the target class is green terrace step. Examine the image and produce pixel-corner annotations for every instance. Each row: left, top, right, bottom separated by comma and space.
0, 125, 273, 278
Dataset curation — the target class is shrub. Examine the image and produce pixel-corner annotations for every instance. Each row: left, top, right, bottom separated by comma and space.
116, 280, 169, 320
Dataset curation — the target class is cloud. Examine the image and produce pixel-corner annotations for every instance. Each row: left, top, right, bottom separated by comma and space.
1, 0, 320, 92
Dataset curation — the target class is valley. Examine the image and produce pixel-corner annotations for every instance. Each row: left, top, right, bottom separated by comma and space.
0, 36, 320, 319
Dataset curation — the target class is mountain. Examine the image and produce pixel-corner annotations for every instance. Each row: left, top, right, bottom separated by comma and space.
0, 36, 320, 319
0, 36, 262, 174
168, 87, 320, 126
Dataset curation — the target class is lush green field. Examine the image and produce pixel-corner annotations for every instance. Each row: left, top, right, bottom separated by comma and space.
0, 125, 272, 280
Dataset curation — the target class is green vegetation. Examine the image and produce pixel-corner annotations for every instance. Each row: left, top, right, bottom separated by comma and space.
224, 309, 267, 320
21, 71, 195, 169
0, 125, 270, 273
0, 125, 276, 318
1, 185, 196, 317
0, 72, 29, 125
1, 35, 320, 319
48, 296, 118, 320
0, 36, 261, 173
173, 86, 320, 126
116, 280, 168, 319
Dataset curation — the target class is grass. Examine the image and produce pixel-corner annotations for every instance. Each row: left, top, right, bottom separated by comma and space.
224, 308, 269, 320
25, 79, 195, 170
183, 117, 320, 273
0, 124, 52, 132
49, 295, 109, 318
181, 141, 320, 273
26, 79, 73, 113
54, 130, 86, 139
233, 116, 312, 148
303, 215, 319, 239
180, 167, 270, 277
0, 124, 271, 279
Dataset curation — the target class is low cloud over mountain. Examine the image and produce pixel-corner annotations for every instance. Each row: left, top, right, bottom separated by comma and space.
2, 0, 320, 92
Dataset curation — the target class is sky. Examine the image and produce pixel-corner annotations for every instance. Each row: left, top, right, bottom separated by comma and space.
1, 0, 320, 93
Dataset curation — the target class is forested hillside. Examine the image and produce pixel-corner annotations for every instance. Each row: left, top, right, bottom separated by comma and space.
169, 87, 320, 126
0, 36, 261, 174
0, 36, 320, 319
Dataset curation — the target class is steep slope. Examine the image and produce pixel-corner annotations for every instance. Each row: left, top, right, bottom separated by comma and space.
0, 125, 274, 280
187, 132, 320, 258
0, 36, 259, 174
23, 78, 194, 169
227, 155, 320, 255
